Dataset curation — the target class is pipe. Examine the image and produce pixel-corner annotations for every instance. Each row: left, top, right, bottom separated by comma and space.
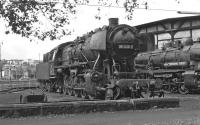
93, 53, 100, 70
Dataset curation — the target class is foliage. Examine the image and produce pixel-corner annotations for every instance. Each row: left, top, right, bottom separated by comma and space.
0, 0, 179, 41
0, 0, 76, 41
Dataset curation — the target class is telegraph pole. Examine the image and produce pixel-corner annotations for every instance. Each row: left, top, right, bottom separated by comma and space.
0, 41, 1, 61
39, 53, 40, 62
0, 41, 3, 79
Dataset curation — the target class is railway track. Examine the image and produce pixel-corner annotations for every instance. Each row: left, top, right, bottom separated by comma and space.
0, 80, 39, 93
0, 97, 179, 118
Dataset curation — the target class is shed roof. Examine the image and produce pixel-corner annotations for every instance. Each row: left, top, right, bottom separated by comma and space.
135, 15, 200, 28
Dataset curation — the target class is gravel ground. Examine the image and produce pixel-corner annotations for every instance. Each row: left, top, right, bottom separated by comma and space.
0, 107, 200, 125
0, 88, 85, 104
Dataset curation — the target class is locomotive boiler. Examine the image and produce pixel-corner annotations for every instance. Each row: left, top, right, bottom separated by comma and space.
135, 38, 200, 94
36, 18, 155, 99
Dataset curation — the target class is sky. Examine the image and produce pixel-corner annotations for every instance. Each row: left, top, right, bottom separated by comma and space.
0, 0, 200, 60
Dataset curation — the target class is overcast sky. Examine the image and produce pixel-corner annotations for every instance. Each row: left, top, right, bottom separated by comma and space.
0, 0, 200, 60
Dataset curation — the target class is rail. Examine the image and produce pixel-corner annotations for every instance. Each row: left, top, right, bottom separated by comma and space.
0, 79, 37, 84
0, 98, 180, 118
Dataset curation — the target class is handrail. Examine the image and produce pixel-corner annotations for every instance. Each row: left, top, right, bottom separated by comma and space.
93, 53, 100, 70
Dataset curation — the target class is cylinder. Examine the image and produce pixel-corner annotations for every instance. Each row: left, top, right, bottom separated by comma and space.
109, 18, 119, 27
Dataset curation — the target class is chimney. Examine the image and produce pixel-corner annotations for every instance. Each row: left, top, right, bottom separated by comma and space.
109, 18, 119, 27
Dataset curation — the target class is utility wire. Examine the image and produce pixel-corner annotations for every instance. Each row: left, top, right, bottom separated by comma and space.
75, 3, 178, 12
75, 3, 200, 14
8, 1, 191, 13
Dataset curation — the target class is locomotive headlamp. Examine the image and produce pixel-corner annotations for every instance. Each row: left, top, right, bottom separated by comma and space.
94, 74, 99, 77
122, 28, 129, 35
91, 72, 101, 82
57, 68, 62, 73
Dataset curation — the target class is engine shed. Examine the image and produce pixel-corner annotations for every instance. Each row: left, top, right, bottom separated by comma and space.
135, 15, 200, 49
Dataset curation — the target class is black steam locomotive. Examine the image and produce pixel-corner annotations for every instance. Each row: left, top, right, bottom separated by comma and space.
36, 18, 154, 99
135, 38, 200, 94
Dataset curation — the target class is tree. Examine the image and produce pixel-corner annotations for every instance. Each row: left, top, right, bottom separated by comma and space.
0, 0, 179, 41
1, 0, 77, 41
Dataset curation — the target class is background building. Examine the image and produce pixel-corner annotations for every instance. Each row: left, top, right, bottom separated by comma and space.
135, 15, 200, 49
1, 59, 39, 80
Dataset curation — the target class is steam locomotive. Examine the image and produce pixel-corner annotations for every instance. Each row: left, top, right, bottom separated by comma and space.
36, 18, 154, 99
135, 38, 200, 94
